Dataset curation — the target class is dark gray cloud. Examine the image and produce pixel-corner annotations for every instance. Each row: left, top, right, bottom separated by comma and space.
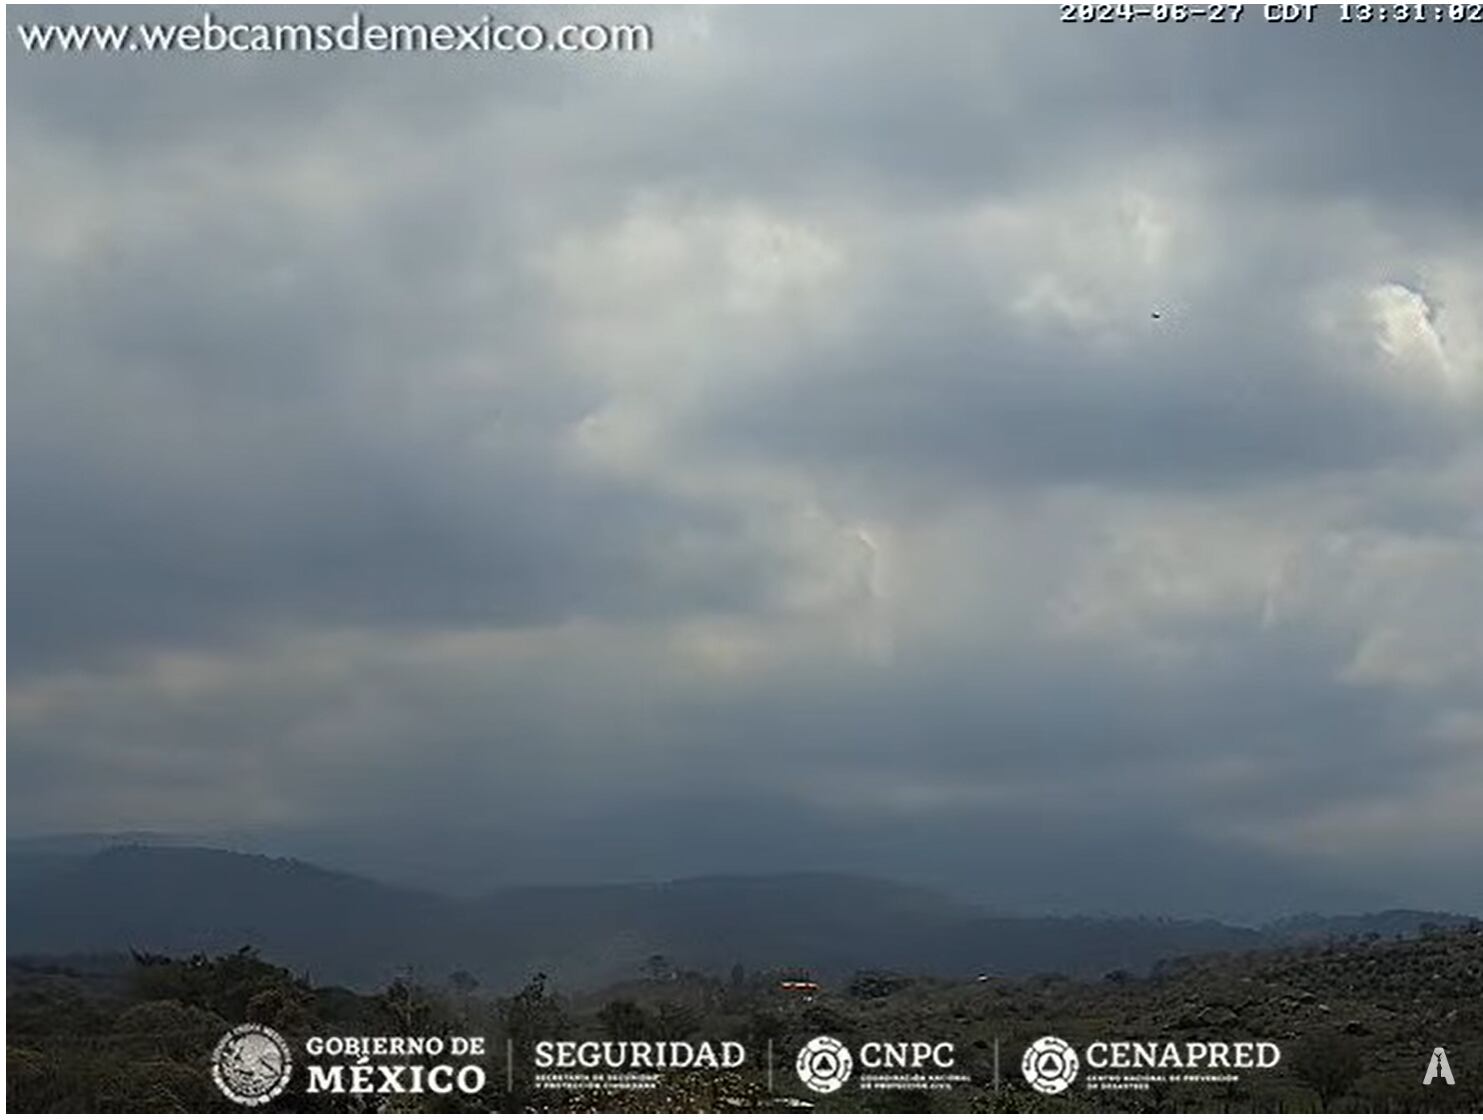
8, 6, 1482, 919
698, 287, 1470, 496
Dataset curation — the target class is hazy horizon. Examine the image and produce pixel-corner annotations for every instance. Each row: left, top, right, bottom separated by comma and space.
10, 8, 1483, 925
16, 829, 1478, 933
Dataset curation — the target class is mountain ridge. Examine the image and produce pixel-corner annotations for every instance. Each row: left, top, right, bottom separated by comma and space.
9, 844, 1476, 993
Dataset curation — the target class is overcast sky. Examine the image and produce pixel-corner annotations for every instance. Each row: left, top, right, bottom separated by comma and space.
9, 6, 1482, 920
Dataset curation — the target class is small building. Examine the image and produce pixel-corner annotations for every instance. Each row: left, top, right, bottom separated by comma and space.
778, 978, 821, 1002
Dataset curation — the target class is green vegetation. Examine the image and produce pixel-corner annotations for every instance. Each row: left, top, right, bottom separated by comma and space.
8, 926, 1482, 1112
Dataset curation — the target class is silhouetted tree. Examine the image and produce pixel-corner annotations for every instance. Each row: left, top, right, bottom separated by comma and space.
448, 969, 480, 994
597, 998, 651, 1040
497, 973, 567, 1109
653, 1000, 699, 1039
1293, 1031, 1362, 1109
378, 976, 442, 1035
848, 970, 909, 999
501, 972, 565, 1047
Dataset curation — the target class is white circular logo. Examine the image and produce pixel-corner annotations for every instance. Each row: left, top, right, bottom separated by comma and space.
1022, 1035, 1079, 1095
211, 1023, 293, 1107
796, 1035, 854, 1094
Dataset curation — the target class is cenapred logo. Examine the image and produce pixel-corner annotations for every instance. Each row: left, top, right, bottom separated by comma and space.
1022, 1035, 1280, 1095
212, 1023, 293, 1107
1022, 1035, 1079, 1095
795, 1036, 854, 1094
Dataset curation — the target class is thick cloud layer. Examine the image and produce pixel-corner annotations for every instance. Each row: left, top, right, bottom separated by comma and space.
9, 7, 1482, 919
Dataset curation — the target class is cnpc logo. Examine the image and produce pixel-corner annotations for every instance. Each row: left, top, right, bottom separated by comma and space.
795, 1035, 956, 1094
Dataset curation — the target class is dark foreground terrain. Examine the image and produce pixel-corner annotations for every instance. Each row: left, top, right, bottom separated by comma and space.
8, 924, 1481, 1113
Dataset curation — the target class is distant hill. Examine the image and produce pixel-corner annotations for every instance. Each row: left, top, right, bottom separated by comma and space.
1261, 909, 1479, 944
7, 846, 471, 989
7, 844, 1475, 993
